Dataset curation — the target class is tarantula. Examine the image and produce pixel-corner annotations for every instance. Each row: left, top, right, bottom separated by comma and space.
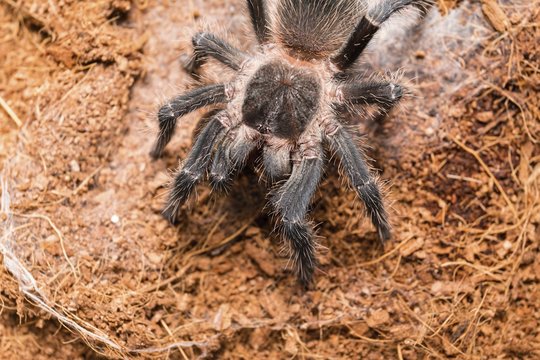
151, 0, 430, 286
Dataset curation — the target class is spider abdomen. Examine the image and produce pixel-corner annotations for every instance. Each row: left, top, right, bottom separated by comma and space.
242, 61, 321, 140
272, 0, 362, 59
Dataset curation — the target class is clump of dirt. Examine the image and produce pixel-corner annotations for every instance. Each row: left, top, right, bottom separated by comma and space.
1, 0, 539, 359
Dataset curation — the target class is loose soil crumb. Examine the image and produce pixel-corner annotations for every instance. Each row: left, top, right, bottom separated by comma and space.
1, 0, 539, 359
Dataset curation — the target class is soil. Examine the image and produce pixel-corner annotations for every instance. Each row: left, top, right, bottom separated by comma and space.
0, 0, 539, 359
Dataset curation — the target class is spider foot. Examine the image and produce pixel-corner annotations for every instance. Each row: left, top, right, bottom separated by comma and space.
149, 148, 164, 160
182, 54, 204, 80
162, 206, 180, 225
282, 220, 317, 289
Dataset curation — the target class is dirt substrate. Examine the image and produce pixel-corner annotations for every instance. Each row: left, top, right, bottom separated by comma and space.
0, 0, 539, 359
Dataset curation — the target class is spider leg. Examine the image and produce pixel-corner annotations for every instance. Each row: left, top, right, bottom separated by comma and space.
192, 109, 223, 141
163, 113, 227, 223
247, 0, 270, 44
272, 149, 323, 287
208, 138, 232, 192
209, 125, 259, 191
332, 0, 429, 70
151, 84, 228, 159
326, 126, 391, 241
341, 81, 403, 108
184, 32, 250, 77
338, 81, 404, 120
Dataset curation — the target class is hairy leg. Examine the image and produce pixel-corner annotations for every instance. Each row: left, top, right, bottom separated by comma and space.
247, 0, 270, 44
340, 81, 403, 108
151, 84, 228, 159
272, 144, 323, 287
208, 138, 232, 192
271, 0, 363, 59
337, 80, 404, 121
209, 125, 260, 191
184, 32, 250, 77
192, 109, 223, 141
326, 126, 391, 241
332, 0, 430, 70
163, 113, 227, 223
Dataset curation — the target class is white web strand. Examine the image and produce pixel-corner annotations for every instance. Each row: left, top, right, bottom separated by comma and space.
0, 176, 215, 356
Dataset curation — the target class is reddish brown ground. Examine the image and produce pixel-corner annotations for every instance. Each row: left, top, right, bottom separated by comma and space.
0, 0, 538, 359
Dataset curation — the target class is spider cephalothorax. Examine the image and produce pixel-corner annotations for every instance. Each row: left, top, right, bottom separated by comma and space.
243, 61, 321, 139
151, 0, 431, 286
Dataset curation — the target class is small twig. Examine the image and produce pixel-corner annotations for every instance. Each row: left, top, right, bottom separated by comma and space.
440, 261, 503, 281
160, 319, 189, 360
449, 136, 518, 219
0, 0, 51, 31
71, 165, 104, 197
15, 213, 79, 279
398, 296, 466, 357
357, 234, 414, 267
203, 213, 226, 245
0, 95, 22, 127
446, 174, 483, 184
187, 217, 255, 258
139, 263, 191, 293
389, 254, 402, 279
51, 161, 106, 203
397, 344, 404, 360
483, 81, 538, 143
346, 324, 392, 344
462, 287, 490, 353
